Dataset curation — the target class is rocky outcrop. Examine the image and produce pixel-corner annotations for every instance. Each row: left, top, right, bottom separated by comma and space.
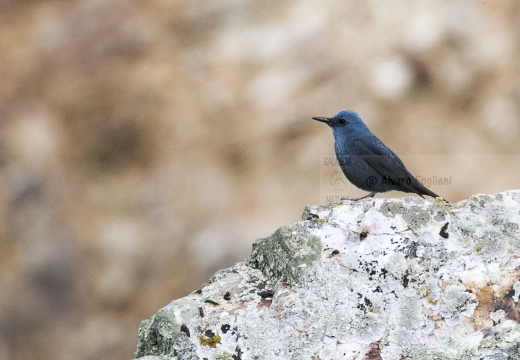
135, 191, 520, 360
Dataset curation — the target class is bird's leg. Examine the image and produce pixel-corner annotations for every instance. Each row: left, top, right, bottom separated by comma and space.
352, 192, 377, 201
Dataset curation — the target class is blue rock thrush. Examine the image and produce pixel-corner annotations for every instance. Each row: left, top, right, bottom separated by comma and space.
312, 110, 440, 199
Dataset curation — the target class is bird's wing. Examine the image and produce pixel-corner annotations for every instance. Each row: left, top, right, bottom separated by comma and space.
352, 135, 441, 199
352, 136, 411, 178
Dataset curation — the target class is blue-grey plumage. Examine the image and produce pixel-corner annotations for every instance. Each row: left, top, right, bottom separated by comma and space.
312, 110, 441, 199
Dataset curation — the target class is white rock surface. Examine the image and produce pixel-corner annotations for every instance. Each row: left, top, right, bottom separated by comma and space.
135, 191, 520, 360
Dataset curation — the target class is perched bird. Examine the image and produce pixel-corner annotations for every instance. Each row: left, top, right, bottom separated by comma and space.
312, 110, 440, 199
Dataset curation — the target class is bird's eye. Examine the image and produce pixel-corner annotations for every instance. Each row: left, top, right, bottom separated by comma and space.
338, 119, 346, 125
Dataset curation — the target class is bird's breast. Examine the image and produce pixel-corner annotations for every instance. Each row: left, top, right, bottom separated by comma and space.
336, 154, 352, 167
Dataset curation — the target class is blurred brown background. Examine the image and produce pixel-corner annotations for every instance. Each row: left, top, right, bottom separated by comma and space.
1, 1, 519, 359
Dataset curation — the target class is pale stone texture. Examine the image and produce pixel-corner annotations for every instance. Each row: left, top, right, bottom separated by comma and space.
135, 191, 520, 360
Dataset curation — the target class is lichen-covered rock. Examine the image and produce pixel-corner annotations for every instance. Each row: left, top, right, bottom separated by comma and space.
135, 191, 520, 360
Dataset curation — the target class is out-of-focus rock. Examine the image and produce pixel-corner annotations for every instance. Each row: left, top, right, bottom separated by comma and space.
1, 1, 520, 359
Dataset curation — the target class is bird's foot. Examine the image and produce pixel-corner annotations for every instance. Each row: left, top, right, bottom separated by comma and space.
352, 192, 377, 201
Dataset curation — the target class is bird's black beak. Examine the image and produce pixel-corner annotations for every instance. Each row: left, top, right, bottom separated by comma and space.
311, 117, 331, 124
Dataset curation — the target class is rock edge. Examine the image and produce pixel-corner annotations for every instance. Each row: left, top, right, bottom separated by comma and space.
135, 191, 520, 360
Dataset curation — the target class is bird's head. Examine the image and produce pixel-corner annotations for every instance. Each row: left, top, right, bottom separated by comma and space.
312, 110, 369, 138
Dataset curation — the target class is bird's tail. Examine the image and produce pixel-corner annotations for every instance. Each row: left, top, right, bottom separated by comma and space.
415, 184, 443, 200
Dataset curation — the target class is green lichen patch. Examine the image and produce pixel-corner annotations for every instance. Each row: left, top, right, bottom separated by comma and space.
200, 333, 221, 348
